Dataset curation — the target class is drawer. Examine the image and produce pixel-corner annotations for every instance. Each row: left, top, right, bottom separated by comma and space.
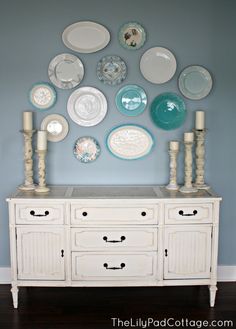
165, 203, 213, 224
71, 252, 157, 281
15, 204, 65, 224
71, 227, 157, 251
71, 204, 158, 225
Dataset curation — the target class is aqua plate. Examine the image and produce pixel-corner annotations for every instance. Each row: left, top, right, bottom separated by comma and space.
29, 82, 57, 110
178, 65, 213, 100
150, 92, 186, 130
119, 22, 146, 50
115, 85, 147, 116
73, 137, 101, 163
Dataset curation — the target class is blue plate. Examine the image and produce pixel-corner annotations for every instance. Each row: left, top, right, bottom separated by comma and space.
115, 85, 147, 116
150, 92, 186, 130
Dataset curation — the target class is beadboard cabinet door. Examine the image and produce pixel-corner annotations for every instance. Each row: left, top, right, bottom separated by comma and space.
164, 226, 212, 279
16, 226, 65, 280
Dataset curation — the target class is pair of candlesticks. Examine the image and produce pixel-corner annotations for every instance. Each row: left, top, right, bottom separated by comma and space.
18, 112, 50, 193
166, 111, 209, 193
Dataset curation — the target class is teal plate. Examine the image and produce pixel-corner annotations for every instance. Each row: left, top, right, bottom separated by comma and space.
115, 84, 147, 116
150, 92, 186, 130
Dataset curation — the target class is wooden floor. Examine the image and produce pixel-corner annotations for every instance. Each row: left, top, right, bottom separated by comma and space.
0, 283, 235, 329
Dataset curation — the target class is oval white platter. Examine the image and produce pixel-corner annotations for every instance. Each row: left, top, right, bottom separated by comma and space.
48, 53, 84, 89
67, 86, 107, 127
106, 125, 154, 160
62, 21, 110, 53
41, 114, 69, 142
140, 47, 177, 84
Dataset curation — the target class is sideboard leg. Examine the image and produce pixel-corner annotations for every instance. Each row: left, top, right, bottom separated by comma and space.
11, 284, 19, 309
209, 285, 217, 307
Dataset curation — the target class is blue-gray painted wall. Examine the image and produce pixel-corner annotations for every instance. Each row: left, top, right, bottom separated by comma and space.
0, 0, 235, 266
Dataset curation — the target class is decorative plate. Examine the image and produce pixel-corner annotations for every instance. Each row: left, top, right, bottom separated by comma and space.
97, 55, 127, 86
41, 114, 69, 142
119, 22, 146, 50
106, 124, 154, 160
62, 21, 110, 53
115, 85, 147, 116
140, 47, 177, 84
48, 53, 84, 89
67, 86, 107, 127
29, 83, 56, 110
178, 65, 213, 100
150, 92, 186, 130
73, 137, 101, 163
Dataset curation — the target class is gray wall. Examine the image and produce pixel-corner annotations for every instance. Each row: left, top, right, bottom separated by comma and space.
0, 0, 235, 266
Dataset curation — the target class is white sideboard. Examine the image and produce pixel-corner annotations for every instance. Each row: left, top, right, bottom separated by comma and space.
7, 186, 221, 308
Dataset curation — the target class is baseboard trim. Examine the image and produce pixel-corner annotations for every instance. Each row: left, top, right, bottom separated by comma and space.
0, 266, 235, 284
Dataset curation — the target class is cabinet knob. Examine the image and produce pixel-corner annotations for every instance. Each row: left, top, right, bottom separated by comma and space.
82, 211, 88, 217
141, 211, 147, 216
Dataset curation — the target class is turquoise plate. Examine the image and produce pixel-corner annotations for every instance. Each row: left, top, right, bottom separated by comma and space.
115, 85, 147, 116
150, 92, 186, 130
119, 22, 146, 50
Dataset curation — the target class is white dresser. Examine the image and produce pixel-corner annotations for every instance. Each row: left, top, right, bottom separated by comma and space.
7, 186, 221, 308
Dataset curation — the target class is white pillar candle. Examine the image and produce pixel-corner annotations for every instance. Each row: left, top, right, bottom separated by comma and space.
23, 112, 33, 130
195, 111, 205, 130
184, 132, 194, 142
169, 141, 179, 151
37, 130, 47, 151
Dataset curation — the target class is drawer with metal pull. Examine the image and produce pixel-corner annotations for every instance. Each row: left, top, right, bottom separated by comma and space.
71, 204, 158, 225
71, 252, 157, 280
165, 203, 213, 224
15, 203, 65, 224
71, 227, 157, 251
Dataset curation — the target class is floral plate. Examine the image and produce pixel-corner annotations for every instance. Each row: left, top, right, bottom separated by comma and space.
29, 83, 56, 110
97, 55, 127, 86
73, 137, 101, 163
119, 22, 146, 50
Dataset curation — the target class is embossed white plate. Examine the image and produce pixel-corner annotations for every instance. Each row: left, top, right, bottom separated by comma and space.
67, 87, 107, 127
62, 21, 110, 53
140, 47, 176, 84
48, 53, 84, 89
41, 114, 69, 142
106, 125, 154, 160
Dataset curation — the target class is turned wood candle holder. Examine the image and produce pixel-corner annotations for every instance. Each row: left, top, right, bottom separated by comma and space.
166, 146, 180, 191
180, 140, 198, 193
18, 130, 36, 191
35, 150, 50, 193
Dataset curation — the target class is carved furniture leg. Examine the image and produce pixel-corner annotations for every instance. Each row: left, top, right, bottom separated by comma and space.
11, 284, 19, 309
209, 285, 217, 307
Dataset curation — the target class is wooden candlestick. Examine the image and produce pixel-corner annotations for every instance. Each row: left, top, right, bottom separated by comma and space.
180, 140, 198, 193
166, 141, 180, 190
35, 150, 50, 193
194, 129, 210, 189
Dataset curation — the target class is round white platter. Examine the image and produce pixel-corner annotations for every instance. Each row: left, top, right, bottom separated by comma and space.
41, 114, 69, 142
67, 86, 107, 127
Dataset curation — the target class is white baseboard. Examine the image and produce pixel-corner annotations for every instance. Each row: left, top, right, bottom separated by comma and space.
0, 266, 235, 284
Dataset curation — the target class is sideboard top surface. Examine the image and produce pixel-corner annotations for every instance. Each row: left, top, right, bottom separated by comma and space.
7, 186, 221, 201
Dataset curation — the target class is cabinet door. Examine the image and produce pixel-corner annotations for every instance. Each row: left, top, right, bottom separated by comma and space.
164, 226, 212, 279
16, 226, 65, 280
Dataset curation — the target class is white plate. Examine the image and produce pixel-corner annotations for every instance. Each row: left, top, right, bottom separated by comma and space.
106, 125, 154, 160
62, 21, 110, 53
48, 53, 84, 89
140, 47, 177, 84
67, 87, 107, 127
41, 114, 69, 142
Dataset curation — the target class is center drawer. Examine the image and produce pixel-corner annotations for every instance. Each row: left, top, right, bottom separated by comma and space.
71, 227, 157, 251
71, 252, 157, 281
71, 204, 158, 225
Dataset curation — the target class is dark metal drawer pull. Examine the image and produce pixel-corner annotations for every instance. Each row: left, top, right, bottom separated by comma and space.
141, 211, 147, 216
165, 249, 168, 257
61, 249, 64, 258
103, 236, 126, 243
82, 211, 88, 217
178, 210, 198, 216
103, 263, 125, 270
30, 210, 49, 217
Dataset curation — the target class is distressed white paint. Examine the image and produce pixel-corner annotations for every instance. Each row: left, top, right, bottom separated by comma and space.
6, 186, 221, 308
